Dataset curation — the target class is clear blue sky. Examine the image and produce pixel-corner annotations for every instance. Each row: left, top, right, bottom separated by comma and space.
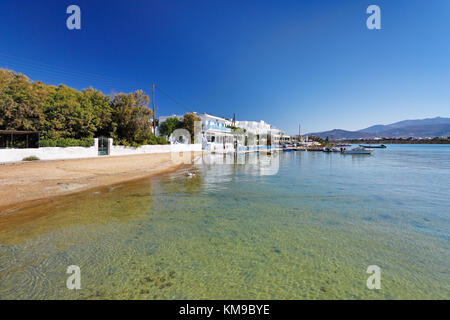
0, 0, 449, 134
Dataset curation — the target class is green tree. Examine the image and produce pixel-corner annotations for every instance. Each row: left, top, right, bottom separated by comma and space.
158, 117, 181, 137
0, 69, 45, 131
111, 90, 152, 144
180, 113, 201, 143
80, 87, 114, 137
0, 68, 168, 146
43, 84, 98, 139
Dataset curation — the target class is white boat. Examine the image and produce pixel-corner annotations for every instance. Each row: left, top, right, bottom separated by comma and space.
323, 146, 343, 152
342, 146, 373, 154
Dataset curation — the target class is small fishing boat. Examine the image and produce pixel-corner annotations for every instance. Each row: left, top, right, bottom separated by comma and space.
359, 144, 387, 148
342, 146, 373, 154
323, 146, 343, 152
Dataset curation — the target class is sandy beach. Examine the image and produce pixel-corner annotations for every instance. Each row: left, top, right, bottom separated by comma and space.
0, 152, 201, 214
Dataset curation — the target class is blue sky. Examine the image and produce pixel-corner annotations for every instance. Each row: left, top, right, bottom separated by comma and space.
0, 0, 449, 134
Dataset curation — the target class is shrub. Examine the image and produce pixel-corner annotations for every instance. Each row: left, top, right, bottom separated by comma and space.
113, 135, 168, 147
22, 156, 40, 161
40, 138, 94, 148
149, 135, 168, 145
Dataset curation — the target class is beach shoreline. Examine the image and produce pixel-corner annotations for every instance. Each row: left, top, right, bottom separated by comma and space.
0, 152, 202, 215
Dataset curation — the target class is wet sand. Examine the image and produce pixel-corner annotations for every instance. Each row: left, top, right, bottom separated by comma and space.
0, 152, 202, 214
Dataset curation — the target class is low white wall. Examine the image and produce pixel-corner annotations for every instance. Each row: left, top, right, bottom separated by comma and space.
0, 143, 202, 163
0, 146, 98, 163
203, 142, 235, 153
110, 143, 202, 156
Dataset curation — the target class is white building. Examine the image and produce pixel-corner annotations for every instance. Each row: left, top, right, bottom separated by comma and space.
234, 120, 286, 146
158, 113, 288, 153
198, 113, 235, 153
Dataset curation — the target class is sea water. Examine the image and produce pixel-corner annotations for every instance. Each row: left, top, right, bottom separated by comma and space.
0, 145, 449, 299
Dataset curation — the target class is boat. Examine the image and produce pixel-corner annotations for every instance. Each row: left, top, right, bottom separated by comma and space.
323, 146, 343, 152
359, 144, 386, 148
336, 144, 351, 147
342, 146, 373, 154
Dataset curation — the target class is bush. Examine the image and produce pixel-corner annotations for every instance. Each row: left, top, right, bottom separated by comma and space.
40, 138, 94, 148
113, 138, 137, 147
149, 135, 169, 145
113, 135, 168, 147
22, 156, 40, 161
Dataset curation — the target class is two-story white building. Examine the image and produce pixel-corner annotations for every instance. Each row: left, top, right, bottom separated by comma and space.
158, 113, 287, 153
198, 113, 235, 153
234, 120, 285, 151
157, 113, 234, 152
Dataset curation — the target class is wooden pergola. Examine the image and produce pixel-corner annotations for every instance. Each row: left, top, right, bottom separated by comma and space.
0, 130, 40, 149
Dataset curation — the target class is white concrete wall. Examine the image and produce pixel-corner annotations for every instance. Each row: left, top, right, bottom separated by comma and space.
203, 142, 235, 153
0, 143, 202, 163
109, 143, 202, 156
0, 146, 98, 163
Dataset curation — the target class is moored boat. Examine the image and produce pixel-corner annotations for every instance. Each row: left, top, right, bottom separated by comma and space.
359, 144, 387, 148
342, 146, 373, 154
336, 144, 351, 147
323, 146, 344, 152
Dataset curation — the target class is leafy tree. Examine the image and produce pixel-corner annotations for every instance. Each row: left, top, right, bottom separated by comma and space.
309, 135, 325, 144
111, 90, 152, 144
81, 87, 113, 137
180, 113, 201, 143
0, 69, 45, 131
158, 117, 181, 137
43, 84, 98, 139
0, 68, 167, 146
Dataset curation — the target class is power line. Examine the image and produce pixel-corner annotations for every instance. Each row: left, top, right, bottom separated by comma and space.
155, 86, 194, 114
0, 52, 201, 116
0, 52, 132, 83
0, 52, 146, 89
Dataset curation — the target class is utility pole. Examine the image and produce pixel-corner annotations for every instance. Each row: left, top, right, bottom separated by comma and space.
298, 124, 301, 142
152, 84, 156, 134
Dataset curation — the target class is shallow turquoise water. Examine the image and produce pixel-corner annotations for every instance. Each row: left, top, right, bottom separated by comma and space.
0, 145, 449, 299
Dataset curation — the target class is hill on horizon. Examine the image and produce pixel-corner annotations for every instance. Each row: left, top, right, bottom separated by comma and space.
307, 117, 450, 139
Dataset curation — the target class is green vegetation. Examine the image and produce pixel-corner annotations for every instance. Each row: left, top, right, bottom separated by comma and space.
158, 113, 201, 143
0, 68, 167, 146
181, 113, 201, 143
22, 156, 40, 161
158, 117, 181, 137
226, 124, 246, 133
39, 138, 94, 148
308, 136, 328, 145
113, 135, 168, 147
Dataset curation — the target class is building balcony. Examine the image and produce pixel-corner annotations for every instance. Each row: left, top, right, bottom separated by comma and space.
203, 124, 231, 132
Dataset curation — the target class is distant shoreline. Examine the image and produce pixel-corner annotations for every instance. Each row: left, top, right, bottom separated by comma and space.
332, 139, 450, 144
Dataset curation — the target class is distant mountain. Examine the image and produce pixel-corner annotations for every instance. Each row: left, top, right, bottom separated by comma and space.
306, 129, 373, 140
307, 117, 450, 139
359, 117, 450, 134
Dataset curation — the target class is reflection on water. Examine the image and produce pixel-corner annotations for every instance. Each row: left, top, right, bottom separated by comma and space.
0, 146, 449, 299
